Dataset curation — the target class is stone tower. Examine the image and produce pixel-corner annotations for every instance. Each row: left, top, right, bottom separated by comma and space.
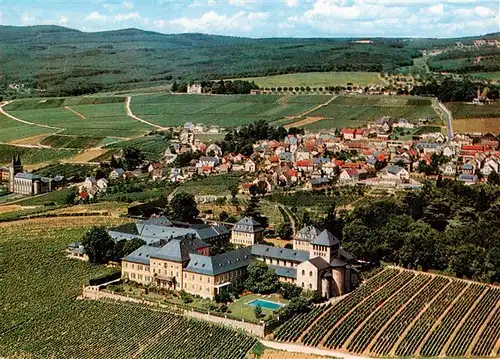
9, 155, 23, 192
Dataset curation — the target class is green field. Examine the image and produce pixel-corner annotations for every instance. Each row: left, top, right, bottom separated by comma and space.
4, 96, 152, 138
0, 217, 256, 359
130, 94, 332, 128
445, 102, 500, 119
300, 95, 438, 130
0, 113, 51, 143
40, 135, 104, 149
470, 72, 500, 82
233, 72, 383, 88
106, 135, 170, 161
0, 144, 77, 166
177, 173, 242, 196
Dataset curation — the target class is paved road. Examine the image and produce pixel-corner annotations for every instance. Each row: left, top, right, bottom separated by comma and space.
125, 96, 164, 129
436, 99, 454, 142
260, 340, 370, 359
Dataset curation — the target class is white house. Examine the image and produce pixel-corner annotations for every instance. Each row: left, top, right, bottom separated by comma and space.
245, 159, 256, 173
481, 158, 499, 176
187, 83, 202, 94
96, 178, 108, 191
440, 163, 456, 177
109, 168, 125, 180
379, 165, 410, 182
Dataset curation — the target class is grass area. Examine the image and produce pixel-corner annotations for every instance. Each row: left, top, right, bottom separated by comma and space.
261, 201, 285, 228
195, 133, 226, 143
0, 216, 255, 358
0, 144, 77, 166
13, 187, 73, 206
4, 96, 153, 139
470, 72, 500, 82
302, 95, 438, 130
228, 294, 288, 323
130, 94, 332, 128
0, 113, 51, 143
177, 173, 242, 196
233, 72, 383, 87
40, 134, 104, 149
34, 163, 97, 180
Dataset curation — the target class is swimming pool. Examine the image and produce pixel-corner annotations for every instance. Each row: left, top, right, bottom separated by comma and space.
247, 299, 285, 310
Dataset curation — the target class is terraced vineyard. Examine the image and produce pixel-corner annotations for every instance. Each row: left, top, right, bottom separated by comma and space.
274, 268, 500, 358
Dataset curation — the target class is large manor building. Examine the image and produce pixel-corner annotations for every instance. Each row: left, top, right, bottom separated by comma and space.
118, 216, 359, 300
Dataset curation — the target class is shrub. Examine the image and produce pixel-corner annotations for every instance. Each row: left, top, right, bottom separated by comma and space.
179, 290, 193, 304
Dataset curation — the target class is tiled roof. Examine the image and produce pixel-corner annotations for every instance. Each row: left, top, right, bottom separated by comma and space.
251, 244, 309, 262
308, 257, 331, 270
123, 245, 159, 265
15, 172, 41, 180
185, 247, 252, 276
233, 217, 263, 233
268, 264, 297, 279
296, 225, 322, 242
150, 238, 198, 262
311, 230, 340, 247
387, 165, 405, 175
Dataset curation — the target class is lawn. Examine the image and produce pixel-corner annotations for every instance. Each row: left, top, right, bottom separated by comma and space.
302, 95, 439, 130
228, 294, 288, 322
232, 72, 383, 88
0, 144, 77, 166
130, 94, 332, 128
0, 217, 256, 359
4, 96, 153, 138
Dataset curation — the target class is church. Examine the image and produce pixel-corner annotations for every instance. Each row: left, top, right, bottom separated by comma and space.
7, 156, 64, 195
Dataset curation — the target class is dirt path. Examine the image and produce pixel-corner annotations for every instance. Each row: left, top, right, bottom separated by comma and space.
0, 101, 63, 132
125, 96, 164, 129
284, 116, 326, 129
283, 95, 337, 128
275, 203, 296, 235
441, 287, 489, 357
414, 284, 470, 356
8, 134, 49, 146
64, 106, 86, 119
64, 147, 108, 163
261, 340, 369, 359
389, 278, 452, 356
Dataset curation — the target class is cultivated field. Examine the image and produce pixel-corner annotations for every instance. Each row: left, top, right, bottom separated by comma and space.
3, 96, 152, 139
446, 102, 500, 133
301, 95, 439, 130
130, 94, 332, 128
0, 113, 50, 143
0, 144, 77, 165
274, 268, 500, 358
0, 217, 256, 359
177, 173, 242, 196
233, 72, 383, 88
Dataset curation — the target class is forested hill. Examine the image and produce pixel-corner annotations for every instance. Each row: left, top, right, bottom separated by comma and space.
0, 25, 496, 97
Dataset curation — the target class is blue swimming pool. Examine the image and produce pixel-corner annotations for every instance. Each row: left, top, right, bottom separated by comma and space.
247, 299, 285, 310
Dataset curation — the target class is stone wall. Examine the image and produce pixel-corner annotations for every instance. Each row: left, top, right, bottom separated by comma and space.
81, 285, 265, 337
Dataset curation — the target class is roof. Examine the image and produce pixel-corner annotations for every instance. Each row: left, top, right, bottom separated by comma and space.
458, 174, 478, 182
268, 264, 297, 279
185, 247, 252, 276
150, 238, 199, 262
339, 248, 355, 262
123, 244, 159, 265
251, 244, 310, 262
308, 257, 331, 270
311, 230, 340, 247
330, 258, 347, 267
233, 217, 263, 233
14, 172, 41, 180
296, 225, 322, 242
387, 165, 405, 175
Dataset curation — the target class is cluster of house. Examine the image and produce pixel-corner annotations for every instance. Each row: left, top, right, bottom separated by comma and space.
69, 216, 359, 300
0, 156, 65, 195
139, 117, 499, 191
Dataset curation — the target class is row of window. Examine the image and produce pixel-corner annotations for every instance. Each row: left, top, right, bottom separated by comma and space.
125, 272, 151, 282
125, 263, 150, 272
300, 282, 313, 289
183, 282, 211, 294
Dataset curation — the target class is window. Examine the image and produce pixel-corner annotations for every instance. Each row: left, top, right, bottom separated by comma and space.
164, 263, 168, 269
131, 264, 135, 270
184, 283, 187, 288
125, 263, 128, 268
207, 277, 210, 283
170, 271, 173, 276
192, 275, 195, 280
309, 271, 313, 277
199, 276, 202, 282
302, 270, 305, 276
309, 283, 312, 289
158, 269, 162, 274
131, 273, 136, 279
138, 274, 142, 280
301, 282, 304, 287
192, 285, 195, 289
200, 285, 202, 291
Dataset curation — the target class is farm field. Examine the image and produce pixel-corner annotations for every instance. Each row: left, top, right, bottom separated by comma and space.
274, 267, 500, 358
177, 173, 242, 197
106, 134, 170, 161
446, 102, 500, 133
471, 72, 500, 82
0, 113, 51, 143
0, 217, 256, 359
130, 94, 332, 128
232, 72, 383, 88
302, 95, 439, 130
0, 144, 77, 166
40, 134, 104, 149
3, 96, 153, 139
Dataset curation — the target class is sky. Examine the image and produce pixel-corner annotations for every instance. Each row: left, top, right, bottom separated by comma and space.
0, 0, 499, 38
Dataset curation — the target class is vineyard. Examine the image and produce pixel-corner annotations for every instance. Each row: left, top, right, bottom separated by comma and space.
447, 102, 500, 133
302, 95, 439, 130
274, 268, 500, 358
0, 143, 77, 165
130, 94, 332, 128
40, 134, 104, 149
0, 217, 256, 358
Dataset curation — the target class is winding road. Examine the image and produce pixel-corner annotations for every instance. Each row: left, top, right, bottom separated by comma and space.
125, 96, 164, 129
435, 99, 454, 142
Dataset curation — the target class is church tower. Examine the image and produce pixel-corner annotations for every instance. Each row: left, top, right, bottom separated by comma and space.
9, 155, 23, 192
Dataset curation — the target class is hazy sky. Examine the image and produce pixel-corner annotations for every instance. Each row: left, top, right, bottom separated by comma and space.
1, 0, 499, 38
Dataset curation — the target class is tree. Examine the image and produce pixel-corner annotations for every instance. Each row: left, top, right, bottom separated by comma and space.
123, 238, 146, 257
82, 226, 116, 264
110, 155, 120, 169
65, 189, 77, 205
488, 171, 500, 185
245, 261, 280, 294
279, 282, 302, 300
169, 192, 199, 223
276, 223, 293, 240
253, 304, 263, 319
123, 147, 144, 170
